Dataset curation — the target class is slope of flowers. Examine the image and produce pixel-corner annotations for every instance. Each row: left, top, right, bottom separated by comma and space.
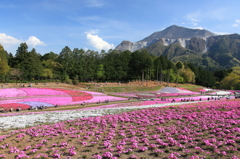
0, 88, 27, 98
0, 88, 127, 110
44, 88, 93, 102
0, 100, 239, 158
158, 87, 198, 94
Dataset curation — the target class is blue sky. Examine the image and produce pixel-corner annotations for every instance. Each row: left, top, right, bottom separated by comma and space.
0, 0, 240, 55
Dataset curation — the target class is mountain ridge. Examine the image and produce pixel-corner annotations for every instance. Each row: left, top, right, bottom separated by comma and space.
115, 25, 240, 70
115, 25, 216, 52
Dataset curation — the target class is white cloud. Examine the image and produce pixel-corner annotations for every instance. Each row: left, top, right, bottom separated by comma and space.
194, 27, 204, 30
0, 33, 22, 46
84, 29, 99, 34
85, 31, 114, 50
192, 22, 198, 26
0, 33, 45, 53
25, 36, 45, 47
232, 24, 238, 27
232, 19, 240, 27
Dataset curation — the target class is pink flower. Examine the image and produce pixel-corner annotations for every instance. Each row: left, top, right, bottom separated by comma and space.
31, 149, 38, 153
154, 149, 164, 153
24, 146, 31, 151
0, 154, 5, 158
93, 154, 102, 159
52, 153, 61, 158
139, 146, 148, 152
130, 154, 138, 159
68, 149, 76, 156
103, 151, 113, 158
15, 153, 29, 159
36, 154, 48, 158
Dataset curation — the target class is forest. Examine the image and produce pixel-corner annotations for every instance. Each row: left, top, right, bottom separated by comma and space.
0, 42, 238, 89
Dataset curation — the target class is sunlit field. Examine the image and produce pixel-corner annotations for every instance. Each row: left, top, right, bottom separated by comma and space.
0, 83, 239, 159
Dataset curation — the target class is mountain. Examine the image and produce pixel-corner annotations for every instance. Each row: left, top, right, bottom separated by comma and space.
115, 25, 216, 52
115, 25, 240, 70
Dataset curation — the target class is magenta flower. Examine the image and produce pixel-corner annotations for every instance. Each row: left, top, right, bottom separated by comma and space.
139, 146, 148, 152
93, 154, 102, 159
52, 153, 61, 158
36, 154, 48, 158
15, 153, 30, 159
68, 149, 76, 156
130, 154, 138, 159
154, 149, 164, 153
103, 151, 113, 158
31, 149, 38, 153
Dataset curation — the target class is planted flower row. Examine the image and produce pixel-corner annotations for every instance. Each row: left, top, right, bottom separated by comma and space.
0, 99, 240, 158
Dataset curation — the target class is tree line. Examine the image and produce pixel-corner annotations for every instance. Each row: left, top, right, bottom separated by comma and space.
0, 43, 217, 87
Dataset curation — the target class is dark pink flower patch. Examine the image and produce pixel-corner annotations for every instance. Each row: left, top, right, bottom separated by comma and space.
0, 103, 30, 110
44, 88, 93, 102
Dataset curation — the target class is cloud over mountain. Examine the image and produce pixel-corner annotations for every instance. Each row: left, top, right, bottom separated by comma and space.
85, 30, 114, 50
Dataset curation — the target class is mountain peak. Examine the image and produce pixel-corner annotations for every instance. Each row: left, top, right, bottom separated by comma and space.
115, 25, 217, 52
142, 25, 216, 41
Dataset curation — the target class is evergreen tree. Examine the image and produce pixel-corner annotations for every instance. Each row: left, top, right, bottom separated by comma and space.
19, 48, 44, 80
15, 42, 29, 66
41, 51, 58, 61
57, 46, 74, 79
176, 61, 184, 69
0, 45, 10, 77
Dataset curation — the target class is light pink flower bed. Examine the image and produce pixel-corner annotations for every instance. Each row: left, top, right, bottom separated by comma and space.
0, 88, 27, 98
19, 88, 69, 96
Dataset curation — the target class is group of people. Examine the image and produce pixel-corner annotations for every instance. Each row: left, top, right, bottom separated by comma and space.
0, 107, 18, 113
29, 105, 45, 110
180, 98, 195, 102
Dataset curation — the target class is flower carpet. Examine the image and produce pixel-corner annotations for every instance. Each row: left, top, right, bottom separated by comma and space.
0, 88, 126, 110
0, 99, 239, 158
135, 87, 200, 98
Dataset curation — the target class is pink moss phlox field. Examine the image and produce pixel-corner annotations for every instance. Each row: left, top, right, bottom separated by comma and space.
0, 100, 240, 158
0, 88, 27, 98
144, 87, 199, 98
44, 88, 93, 102
22, 96, 72, 105
0, 88, 127, 110
69, 91, 127, 105
19, 88, 70, 96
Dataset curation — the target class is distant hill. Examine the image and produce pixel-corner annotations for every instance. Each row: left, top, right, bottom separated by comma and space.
115, 25, 240, 70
